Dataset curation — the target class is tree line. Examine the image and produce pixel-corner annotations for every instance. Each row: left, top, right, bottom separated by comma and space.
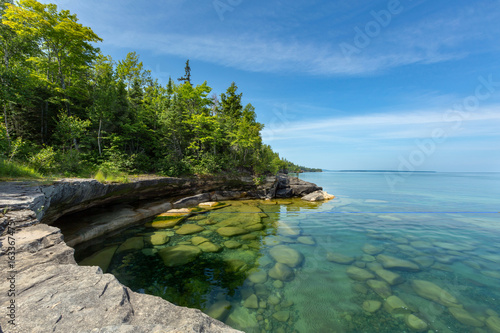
0, 0, 313, 178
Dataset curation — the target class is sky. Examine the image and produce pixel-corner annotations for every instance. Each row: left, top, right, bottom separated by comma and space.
42, 0, 500, 172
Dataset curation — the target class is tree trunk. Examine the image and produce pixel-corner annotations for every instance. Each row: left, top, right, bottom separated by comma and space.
3, 103, 11, 147
98, 118, 102, 156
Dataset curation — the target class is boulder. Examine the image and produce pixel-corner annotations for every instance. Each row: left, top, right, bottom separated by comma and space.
376, 254, 420, 271
411, 280, 461, 308
301, 190, 334, 202
158, 245, 202, 267
269, 245, 304, 268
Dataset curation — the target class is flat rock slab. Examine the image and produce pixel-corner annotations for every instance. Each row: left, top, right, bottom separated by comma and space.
0, 224, 240, 332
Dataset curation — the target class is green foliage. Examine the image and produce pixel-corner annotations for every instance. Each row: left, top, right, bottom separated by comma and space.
0, 0, 316, 179
0, 158, 42, 179
29, 145, 56, 173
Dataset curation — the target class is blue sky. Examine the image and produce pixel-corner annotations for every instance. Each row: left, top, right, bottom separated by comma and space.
44, 0, 500, 171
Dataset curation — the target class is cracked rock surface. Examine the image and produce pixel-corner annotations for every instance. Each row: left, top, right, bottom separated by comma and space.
0, 224, 241, 333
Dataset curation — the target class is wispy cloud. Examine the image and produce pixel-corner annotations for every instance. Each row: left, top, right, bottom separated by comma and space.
262, 105, 500, 143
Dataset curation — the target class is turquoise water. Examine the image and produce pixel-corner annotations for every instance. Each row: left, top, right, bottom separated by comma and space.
75, 172, 500, 332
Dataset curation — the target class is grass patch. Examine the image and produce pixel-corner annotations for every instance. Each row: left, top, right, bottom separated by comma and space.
93, 169, 129, 184
0, 159, 43, 180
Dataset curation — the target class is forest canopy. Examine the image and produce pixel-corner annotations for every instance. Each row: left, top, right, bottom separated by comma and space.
0, 0, 318, 179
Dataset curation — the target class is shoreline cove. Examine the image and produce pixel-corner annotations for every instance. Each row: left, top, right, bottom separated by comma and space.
0, 174, 325, 332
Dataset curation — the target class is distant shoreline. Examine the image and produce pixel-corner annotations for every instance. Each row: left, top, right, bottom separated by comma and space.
324, 170, 437, 173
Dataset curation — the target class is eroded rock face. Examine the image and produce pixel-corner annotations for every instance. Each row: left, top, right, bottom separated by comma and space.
0, 224, 240, 333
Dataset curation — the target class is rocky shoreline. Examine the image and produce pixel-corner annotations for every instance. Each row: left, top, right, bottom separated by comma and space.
0, 174, 324, 332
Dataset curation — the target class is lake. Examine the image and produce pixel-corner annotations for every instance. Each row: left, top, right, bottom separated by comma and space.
75, 172, 500, 332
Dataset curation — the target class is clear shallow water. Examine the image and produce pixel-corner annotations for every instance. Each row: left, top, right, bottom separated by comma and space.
75, 172, 500, 333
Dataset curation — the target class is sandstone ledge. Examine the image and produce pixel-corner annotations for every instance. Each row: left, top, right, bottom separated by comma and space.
0, 224, 241, 332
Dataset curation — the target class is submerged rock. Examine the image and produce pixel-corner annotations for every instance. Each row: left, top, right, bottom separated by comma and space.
278, 221, 301, 237
362, 300, 382, 313
376, 254, 420, 271
198, 241, 222, 253
405, 314, 428, 332
79, 245, 118, 273
412, 256, 435, 268
486, 316, 500, 333
297, 236, 316, 245
362, 244, 384, 255
191, 236, 209, 246
269, 262, 295, 281
273, 311, 290, 322
205, 300, 232, 321
116, 237, 144, 253
433, 241, 475, 252
176, 224, 205, 235
217, 227, 249, 237
269, 245, 304, 268
158, 245, 202, 267
346, 266, 375, 281
449, 307, 484, 327
366, 279, 392, 298
145, 232, 170, 246
224, 240, 242, 249
243, 294, 259, 309
147, 217, 184, 228
384, 295, 411, 314
248, 270, 268, 284
372, 268, 404, 285
411, 280, 461, 308
326, 252, 355, 265
226, 307, 259, 332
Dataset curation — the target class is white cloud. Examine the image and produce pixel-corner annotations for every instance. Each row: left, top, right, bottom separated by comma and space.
261, 106, 500, 143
